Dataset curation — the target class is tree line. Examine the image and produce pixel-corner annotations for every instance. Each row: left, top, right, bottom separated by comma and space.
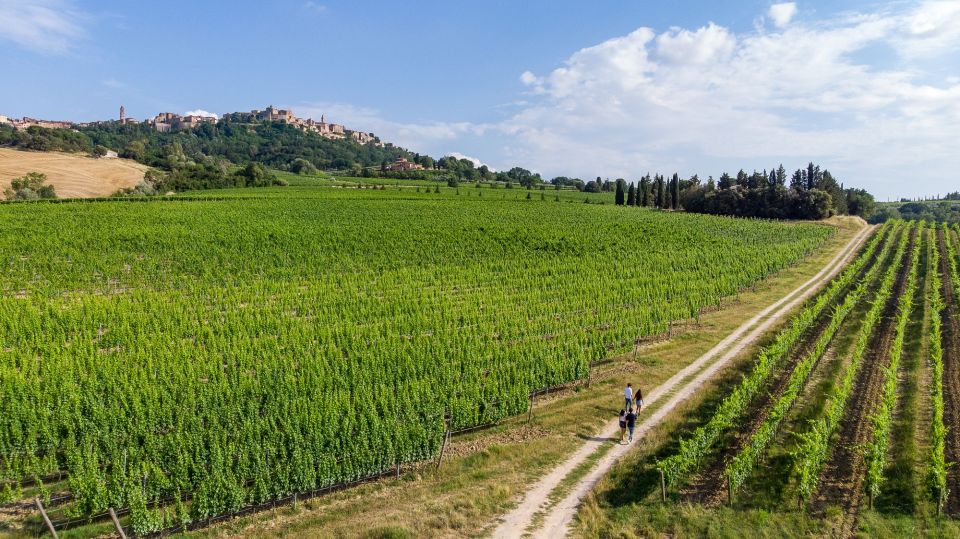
606, 163, 875, 220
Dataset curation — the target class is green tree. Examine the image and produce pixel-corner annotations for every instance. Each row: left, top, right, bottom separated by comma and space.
656, 175, 666, 208
845, 188, 875, 218
124, 140, 147, 161
615, 179, 626, 205
671, 173, 680, 209
4, 172, 57, 200
626, 182, 636, 206
291, 158, 318, 175
639, 176, 651, 206
236, 162, 276, 187
718, 172, 733, 190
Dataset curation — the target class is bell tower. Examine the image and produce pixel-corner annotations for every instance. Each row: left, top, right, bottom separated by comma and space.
120, 105, 125, 123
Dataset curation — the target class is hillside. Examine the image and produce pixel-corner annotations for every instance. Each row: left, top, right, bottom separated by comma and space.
0, 185, 832, 536
0, 148, 146, 198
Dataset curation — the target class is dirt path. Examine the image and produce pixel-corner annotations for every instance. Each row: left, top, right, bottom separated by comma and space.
937, 229, 960, 516
811, 229, 913, 537
489, 224, 873, 539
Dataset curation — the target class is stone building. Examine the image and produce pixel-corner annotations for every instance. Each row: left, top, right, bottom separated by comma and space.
254, 105, 294, 123
151, 112, 214, 132
386, 157, 424, 171
351, 131, 377, 145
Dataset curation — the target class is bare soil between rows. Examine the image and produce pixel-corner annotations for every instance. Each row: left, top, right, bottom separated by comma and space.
937, 229, 960, 517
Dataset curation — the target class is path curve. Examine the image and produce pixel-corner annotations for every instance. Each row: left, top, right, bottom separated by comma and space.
490, 223, 873, 539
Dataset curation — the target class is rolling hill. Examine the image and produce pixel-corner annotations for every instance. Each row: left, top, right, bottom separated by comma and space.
0, 148, 147, 198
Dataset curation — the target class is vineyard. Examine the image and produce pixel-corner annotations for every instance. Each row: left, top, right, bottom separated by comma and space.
586, 220, 960, 537
0, 187, 832, 536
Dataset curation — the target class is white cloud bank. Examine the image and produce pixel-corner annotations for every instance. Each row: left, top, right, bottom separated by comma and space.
0, 0, 85, 55
499, 0, 960, 198
768, 3, 798, 28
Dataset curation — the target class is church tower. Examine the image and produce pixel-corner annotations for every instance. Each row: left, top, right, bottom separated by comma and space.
120, 105, 125, 123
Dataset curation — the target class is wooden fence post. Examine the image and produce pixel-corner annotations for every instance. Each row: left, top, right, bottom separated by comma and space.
668, 320, 673, 338
727, 476, 733, 506
528, 393, 534, 422
35, 498, 58, 539
659, 470, 666, 502
435, 415, 451, 470
109, 508, 127, 539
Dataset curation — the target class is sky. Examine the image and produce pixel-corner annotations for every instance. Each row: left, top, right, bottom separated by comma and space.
1, 0, 958, 200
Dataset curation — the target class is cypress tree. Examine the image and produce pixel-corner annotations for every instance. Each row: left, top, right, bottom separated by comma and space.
614, 179, 626, 205
656, 175, 666, 208
626, 183, 636, 206
639, 176, 651, 206
671, 173, 680, 209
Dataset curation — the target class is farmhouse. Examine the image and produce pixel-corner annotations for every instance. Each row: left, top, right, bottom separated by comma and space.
387, 157, 424, 171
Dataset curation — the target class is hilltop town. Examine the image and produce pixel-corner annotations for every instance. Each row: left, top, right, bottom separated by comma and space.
0, 104, 384, 147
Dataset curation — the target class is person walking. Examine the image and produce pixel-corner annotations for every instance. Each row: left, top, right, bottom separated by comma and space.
635, 387, 644, 411
618, 409, 627, 444
626, 407, 637, 442
624, 383, 633, 410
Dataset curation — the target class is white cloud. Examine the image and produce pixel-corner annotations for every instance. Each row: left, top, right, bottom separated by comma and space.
101, 78, 126, 89
768, 3, 798, 28
0, 0, 85, 55
296, 102, 485, 152
445, 152, 493, 170
486, 1, 960, 198
895, 0, 960, 56
520, 71, 539, 85
655, 23, 735, 65
292, 2, 959, 198
184, 109, 218, 119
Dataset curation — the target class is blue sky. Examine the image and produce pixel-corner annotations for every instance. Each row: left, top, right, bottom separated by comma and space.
1, 0, 959, 199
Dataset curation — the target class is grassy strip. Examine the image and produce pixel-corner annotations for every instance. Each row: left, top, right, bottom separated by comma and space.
725, 222, 899, 495
865, 221, 922, 502
655, 225, 885, 487
793, 222, 912, 501
927, 225, 948, 511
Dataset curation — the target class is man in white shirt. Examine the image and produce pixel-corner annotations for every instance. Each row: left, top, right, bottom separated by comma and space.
624, 383, 633, 410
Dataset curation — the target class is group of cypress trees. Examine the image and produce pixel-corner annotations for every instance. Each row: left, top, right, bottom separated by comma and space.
611, 163, 875, 221
614, 173, 682, 209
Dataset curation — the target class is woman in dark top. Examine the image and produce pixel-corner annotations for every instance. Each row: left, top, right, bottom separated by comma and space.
618, 409, 627, 443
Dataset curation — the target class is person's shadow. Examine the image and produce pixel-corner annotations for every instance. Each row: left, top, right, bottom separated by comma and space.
576, 434, 618, 443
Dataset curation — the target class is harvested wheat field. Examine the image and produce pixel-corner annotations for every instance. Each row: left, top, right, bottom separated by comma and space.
0, 148, 147, 198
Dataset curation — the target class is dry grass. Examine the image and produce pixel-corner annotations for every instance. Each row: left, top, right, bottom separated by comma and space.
0, 148, 146, 198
